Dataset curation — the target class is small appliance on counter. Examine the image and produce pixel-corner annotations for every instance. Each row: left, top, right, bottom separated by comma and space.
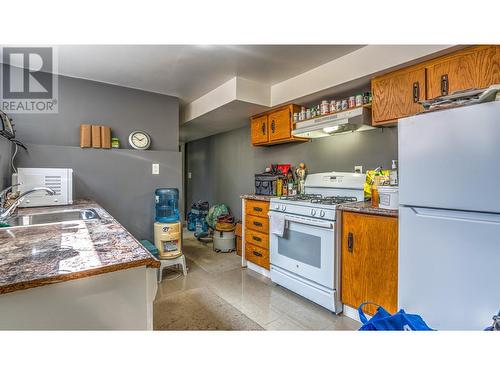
254, 173, 279, 195
13, 168, 73, 207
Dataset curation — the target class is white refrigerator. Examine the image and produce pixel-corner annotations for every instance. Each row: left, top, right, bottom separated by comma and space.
398, 101, 500, 330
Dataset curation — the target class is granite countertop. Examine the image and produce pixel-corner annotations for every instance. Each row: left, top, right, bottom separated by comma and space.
240, 194, 274, 202
0, 199, 159, 295
337, 201, 399, 218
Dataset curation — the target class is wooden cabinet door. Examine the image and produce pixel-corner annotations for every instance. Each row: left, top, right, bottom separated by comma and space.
268, 107, 291, 142
372, 67, 426, 124
426, 45, 500, 99
251, 115, 268, 145
341, 212, 398, 315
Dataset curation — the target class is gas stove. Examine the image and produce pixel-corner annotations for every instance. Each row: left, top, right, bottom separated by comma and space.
270, 170, 366, 221
268, 171, 366, 313
271, 194, 360, 220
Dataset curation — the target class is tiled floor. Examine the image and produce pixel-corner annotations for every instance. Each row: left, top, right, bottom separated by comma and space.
154, 232, 360, 330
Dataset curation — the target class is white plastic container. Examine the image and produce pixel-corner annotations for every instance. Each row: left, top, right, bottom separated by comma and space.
213, 230, 235, 253
377, 186, 399, 210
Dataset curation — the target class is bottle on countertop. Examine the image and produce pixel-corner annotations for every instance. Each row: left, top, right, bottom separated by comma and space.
390, 159, 398, 186
276, 177, 283, 197
371, 184, 379, 208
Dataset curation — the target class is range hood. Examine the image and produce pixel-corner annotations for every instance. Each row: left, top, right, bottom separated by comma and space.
292, 106, 374, 138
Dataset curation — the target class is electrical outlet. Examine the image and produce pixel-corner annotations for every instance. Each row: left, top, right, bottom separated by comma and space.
152, 163, 159, 175
354, 165, 363, 174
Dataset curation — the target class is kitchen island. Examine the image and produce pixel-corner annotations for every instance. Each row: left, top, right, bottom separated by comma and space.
0, 199, 159, 330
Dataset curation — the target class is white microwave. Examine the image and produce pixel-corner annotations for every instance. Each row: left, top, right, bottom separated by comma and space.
13, 168, 73, 207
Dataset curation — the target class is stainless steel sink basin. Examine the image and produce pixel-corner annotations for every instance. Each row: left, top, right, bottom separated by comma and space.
2, 209, 101, 228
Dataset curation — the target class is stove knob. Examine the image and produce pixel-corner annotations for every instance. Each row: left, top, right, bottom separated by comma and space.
320, 210, 325, 217
311, 209, 317, 216
275, 204, 280, 210
281, 205, 286, 212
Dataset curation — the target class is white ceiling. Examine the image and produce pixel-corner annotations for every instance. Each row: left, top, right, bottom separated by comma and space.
56, 45, 364, 103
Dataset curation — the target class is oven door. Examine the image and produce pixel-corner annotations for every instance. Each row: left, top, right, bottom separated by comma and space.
269, 213, 335, 288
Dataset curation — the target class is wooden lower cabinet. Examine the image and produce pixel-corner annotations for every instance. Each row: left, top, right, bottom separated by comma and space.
341, 211, 398, 315
243, 199, 270, 270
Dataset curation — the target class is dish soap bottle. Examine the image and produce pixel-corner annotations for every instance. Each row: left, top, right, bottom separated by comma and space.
390, 160, 398, 186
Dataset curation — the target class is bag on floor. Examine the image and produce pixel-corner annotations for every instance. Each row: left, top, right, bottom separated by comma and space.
358, 302, 434, 331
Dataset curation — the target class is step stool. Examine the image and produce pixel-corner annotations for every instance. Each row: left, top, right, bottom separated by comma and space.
158, 255, 187, 283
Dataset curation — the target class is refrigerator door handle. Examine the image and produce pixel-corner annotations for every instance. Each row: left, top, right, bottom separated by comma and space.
410, 207, 500, 224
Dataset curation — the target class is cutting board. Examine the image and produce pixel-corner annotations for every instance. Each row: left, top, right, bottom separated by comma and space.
80, 124, 92, 148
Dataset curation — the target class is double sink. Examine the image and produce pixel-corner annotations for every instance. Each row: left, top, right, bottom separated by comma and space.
1, 209, 101, 229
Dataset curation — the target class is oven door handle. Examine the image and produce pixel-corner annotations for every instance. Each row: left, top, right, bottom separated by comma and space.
283, 214, 333, 229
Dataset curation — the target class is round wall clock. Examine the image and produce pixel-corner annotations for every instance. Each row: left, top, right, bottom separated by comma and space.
128, 130, 151, 150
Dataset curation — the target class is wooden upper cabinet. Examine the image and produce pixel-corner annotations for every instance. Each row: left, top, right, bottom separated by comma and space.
251, 114, 268, 145
341, 211, 398, 315
426, 45, 500, 99
372, 66, 426, 125
268, 107, 291, 142
250, 104, 307, 146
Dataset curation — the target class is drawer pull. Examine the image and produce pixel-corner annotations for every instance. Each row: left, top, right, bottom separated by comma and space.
252, 236, 262, 242
253, 221, 263, 227
252, 251, 263, 257
253, 207, 263, 212
261, 123, 266, 135
347, 232, 354, 253
271, 119, 275, 133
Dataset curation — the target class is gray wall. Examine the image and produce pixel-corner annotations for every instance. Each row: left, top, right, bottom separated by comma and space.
9, 74, 181, 241
186, 125, 398, 219
17, 144, 181, 241
11, 73, 179, 152
0, 137, 12, 190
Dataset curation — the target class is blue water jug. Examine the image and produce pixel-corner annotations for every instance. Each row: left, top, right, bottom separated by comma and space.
155, 188, 179, 223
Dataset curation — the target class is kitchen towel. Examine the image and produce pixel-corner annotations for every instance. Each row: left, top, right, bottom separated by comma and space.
269, 211, 285, 237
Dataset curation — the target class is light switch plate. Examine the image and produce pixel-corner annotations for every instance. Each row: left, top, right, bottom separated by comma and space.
188, 172, 192, 179
152, 163, 159, 175
354, 165, 363, 174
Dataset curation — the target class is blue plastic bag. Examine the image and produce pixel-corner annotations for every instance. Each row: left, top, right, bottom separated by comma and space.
358, 302, 434, 331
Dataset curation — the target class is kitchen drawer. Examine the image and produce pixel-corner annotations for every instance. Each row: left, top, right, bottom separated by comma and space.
245, 214, 269, 234
245, 242, 270, 270
245, 199, 269, 218
245, 228, 269, 249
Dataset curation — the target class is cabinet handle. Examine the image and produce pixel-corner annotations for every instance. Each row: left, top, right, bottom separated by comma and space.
252, 236, 262, 242
440, 74, 449, 96
253, 207, 263, 212
271, 120, 275, 133
412, 81, 420, 103
261, 123, 266, 135
347, 232, 354, 253
253, 221, 263, 227
252, 250, 263, 257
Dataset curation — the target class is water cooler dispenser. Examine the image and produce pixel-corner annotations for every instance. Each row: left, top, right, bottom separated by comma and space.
153, 188, 182, 260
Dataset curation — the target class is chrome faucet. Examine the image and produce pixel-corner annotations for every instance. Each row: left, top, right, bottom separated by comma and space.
0, 187, 56, 222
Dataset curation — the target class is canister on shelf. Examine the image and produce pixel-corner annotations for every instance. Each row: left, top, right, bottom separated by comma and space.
320, 100, 330, 115
336, 100, 343, 112
306, 108, 311, 119
341, 99, 348, 110
330, 100, 336, 113
348, 96, 356, 108
293, 112, 299, 123
355, 94, 363, 107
